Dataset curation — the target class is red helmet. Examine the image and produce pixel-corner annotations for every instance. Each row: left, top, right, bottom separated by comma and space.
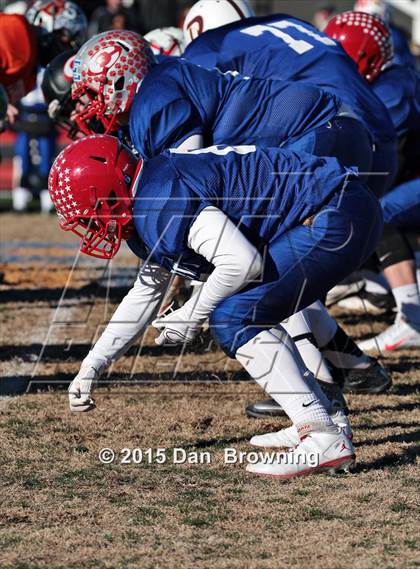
71, 30, 156, 134
48, 135, 141, 259
324, 11, 393, 82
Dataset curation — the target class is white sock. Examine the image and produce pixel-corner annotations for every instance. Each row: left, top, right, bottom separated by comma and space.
304, 301, 337, 347
280, 310, 333, 383
393, 283, 420, 326
236, 329, 334, 434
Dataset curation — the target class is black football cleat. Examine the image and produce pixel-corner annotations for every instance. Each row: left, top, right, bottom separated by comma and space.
332, 358, 392, 394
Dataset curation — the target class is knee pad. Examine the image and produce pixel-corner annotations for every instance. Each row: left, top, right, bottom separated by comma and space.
376, 225, 414, 269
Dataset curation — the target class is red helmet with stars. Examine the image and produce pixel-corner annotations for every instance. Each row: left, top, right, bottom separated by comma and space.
324, 11, 393, 82
71, 30, 156, 134
48, 135, 141, 259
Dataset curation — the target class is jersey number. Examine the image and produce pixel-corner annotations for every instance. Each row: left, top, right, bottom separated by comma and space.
170, 145, 256, 156
241, 19, 336, 55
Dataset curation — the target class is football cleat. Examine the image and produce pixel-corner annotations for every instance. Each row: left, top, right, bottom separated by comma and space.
245, 379, 349, 419
326, 278, 364, 307
250, 410, 352, 449
337, 289, 395, 314
246, 430, 355, 479
245, 398, 286, 418
331, 358, 392, 394
358, 318, 420, 354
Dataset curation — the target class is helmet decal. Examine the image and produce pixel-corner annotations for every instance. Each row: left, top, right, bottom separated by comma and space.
88, 45, 123, 75
185, 15, 204, 42
183, 0, 255, 45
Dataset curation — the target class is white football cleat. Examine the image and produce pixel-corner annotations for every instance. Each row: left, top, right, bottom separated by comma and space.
337, 295, 383, 314
250, 410, 352, 449
326, 279, 364, 307
246, 430, 355, 479
358, 318, 420, 354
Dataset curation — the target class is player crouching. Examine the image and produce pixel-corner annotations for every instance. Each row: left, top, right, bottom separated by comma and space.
48, 135, 383, 478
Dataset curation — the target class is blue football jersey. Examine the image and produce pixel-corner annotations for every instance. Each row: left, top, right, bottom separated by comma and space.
128, 145, 353, 277
184, 14, 396, 144
129, 58, 340, 160
372, 65, 420, 140
391, 25, 417, 69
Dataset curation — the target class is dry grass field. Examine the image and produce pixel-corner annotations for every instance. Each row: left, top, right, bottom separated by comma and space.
1, 214, 419, 569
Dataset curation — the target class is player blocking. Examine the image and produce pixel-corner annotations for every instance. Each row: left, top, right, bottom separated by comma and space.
48, 135, 383, 478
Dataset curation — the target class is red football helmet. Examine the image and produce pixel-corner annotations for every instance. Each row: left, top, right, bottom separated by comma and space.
324, 11, 393, 82
71, 30, 156, 134
48, 135, 141, 259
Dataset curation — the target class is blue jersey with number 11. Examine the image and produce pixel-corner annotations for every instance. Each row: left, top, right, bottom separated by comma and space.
184, 14, 396, 144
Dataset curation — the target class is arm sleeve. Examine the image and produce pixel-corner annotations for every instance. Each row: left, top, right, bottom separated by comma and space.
82, 262, 171, 370
181, 206, 263, 323
174, 133, 203, 151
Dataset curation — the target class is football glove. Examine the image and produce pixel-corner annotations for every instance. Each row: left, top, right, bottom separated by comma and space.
68, 363, 100, 412
152, 305, 202, 346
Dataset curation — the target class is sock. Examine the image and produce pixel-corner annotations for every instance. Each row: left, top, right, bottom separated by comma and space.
235, 329, 334, 434
321, 325, 371, 370
305, 301, 338, 347
280, 310, 334, 383
392, 283, 420, 326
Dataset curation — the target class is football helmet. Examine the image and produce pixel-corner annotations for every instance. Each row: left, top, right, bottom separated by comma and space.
42, 49, 78, 135
183, 0, 255, 46
71, 30, 156, 134
48, 135, 140, 259
354, 0, 390, 21
324, 11, 393, 82
26, 1, 88, 46
145, 27, 185, 56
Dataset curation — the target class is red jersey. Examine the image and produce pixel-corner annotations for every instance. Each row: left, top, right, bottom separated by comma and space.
0, 14, 38, 102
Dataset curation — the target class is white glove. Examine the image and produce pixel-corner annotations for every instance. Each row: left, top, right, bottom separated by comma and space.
68, 363, 101, 413
152, 305, 203, 346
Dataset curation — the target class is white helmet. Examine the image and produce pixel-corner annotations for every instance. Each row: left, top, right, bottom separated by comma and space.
26, 0, 88, 45
145, 27, 186, 56
183, 0, 255, 46
71, 30, 156, 134
353, 0, 390, 21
